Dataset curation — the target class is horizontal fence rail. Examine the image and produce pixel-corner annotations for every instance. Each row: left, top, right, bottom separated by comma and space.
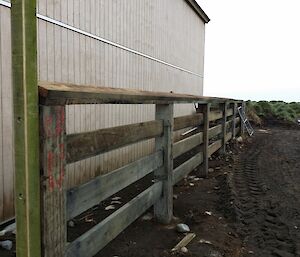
67, 120, 163, 164
39, 82, 236, 105
37, 82, 245, 257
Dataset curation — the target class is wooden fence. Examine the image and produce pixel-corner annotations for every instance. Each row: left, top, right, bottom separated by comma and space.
38, 82, 243, 257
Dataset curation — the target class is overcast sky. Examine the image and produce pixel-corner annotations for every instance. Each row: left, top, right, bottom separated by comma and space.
196, 0, 300, 102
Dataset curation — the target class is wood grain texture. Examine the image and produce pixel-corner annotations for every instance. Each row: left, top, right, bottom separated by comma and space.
221, 102, 229, 154
173, 152, 203, 185
173, 113, 203, 131
197, 103, 210, 177
225, 132, 233, 143
232, 102, 237, 138
66, 182, 163, 257
173, 132, 203, 158
11, 1, 41, 256
226, 107, 233, 117
67, 120, 163, 164
40, 106, 66, 257
154, 104, 174, 224
209, 110, 223, 121
39, 82, 233, 105
208, 124, 222, 139
67, 151, 163, 220
208, 140, 222, 157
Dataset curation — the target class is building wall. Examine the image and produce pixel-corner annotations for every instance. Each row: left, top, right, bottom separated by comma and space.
0, 3, 14, 223
0, 0, 206, 222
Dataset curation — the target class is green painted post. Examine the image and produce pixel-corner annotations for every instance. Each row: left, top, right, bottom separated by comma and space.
11, 1, 41, 257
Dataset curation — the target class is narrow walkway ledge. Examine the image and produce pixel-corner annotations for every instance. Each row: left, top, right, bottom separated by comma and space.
38, 82, 235, 105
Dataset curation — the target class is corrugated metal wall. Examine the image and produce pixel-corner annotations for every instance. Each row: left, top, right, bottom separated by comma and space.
0, 0, 206, 222
0, 3, 14, 223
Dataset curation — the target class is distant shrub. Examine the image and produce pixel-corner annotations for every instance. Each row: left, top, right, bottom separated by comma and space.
246, 100, 300, 124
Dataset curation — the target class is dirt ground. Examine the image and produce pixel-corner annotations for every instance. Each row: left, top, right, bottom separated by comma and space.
1, 126, 300, 257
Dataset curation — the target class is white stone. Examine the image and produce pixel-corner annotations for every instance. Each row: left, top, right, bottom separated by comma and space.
176, 223, 190, 233
236, 136, 243, 143
105, 205, 116, 211
180, 247, 188, 253
0, 240, 13, 251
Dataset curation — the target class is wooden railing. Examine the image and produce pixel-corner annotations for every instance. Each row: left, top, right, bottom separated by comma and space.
38, 82, 243, 257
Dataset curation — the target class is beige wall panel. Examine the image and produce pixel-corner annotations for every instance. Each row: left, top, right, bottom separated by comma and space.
0, 5, 14, 223
0, 0, 207, 220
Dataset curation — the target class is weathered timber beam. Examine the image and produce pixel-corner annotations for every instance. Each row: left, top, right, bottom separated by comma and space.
225, 132, 233, 143
226, 108, 234, 117
154, 104, 174, 224
40, 106, 67, 257
67, 151, 163, 220
173, 153, 203, 185
66, 182, 163, 257
208, 140, 222, 157
173, 132, 203, 158
209, 110, 223, 121
38, 82, 237, 105
174, 113, 203, 131
67, 120, 163, 163
208, 124, 222, 139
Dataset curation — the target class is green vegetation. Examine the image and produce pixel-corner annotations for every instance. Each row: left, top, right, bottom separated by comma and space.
246, 100, 300, 125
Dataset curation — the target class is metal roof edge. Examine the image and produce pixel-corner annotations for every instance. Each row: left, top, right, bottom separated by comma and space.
185, 0, 210, 23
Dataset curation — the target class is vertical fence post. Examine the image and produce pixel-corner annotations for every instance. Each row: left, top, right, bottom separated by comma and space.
232, 102, 237, 139
241, 101, 246, 135
197, 103, 210, 178
40, 106, 67, 257
11, 1, 41, 256
154, 104, 174, 224
221, 101, 228, 154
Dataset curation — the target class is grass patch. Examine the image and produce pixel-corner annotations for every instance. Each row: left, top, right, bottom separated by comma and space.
246, 101, 300, 125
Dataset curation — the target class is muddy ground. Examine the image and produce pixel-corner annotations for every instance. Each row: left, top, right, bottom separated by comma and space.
1, 127, 300, 257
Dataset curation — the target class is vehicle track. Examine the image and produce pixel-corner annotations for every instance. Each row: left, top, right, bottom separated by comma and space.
229, 130, 299, 257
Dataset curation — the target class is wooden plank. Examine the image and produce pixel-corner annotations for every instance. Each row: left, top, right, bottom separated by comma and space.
38, 82, 236, 105
197, 103, 210, 177
208, 124, 222, 139
225, 132, 233, 143
40, 106, 67, 257
66, 182, 163, 257
221, 102, 229, 154
209, 110, 222, 121
67, 120, 163, 164
241, 102, 246, 135
226, 108, 233, 117
226, 120, 233, 130
154, 104, 174, 224
173, 132, 203, 159
172, 233, 196, 252
232, 102, 237, 138
208, 140, 222, 157
67, 151, 163, 220
173, 153, 203, 185
173, 113, 203, 131
11, 0, 41, 256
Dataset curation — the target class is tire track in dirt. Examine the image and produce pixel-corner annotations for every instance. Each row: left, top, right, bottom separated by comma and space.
229, 131, 299, 257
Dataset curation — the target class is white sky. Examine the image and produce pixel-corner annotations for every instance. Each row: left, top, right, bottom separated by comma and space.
196, 0, 300, 102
